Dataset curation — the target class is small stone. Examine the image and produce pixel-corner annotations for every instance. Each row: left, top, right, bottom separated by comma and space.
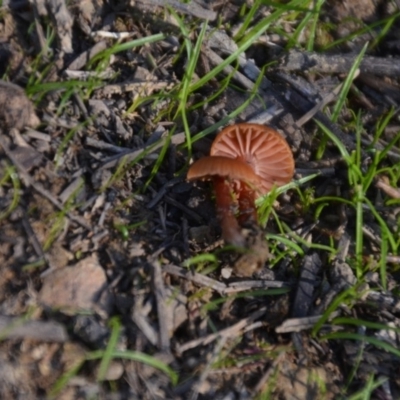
39, 255, 112, 315
9, 145, 43, 170
189, 225, 214, 244
96, 361, 124, 381
220, 266, 232, 279
0, 80, 40, 130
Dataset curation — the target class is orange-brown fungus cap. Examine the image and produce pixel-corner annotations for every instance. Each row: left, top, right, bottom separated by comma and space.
210, 123, 294, 194
187, 156, 261, 188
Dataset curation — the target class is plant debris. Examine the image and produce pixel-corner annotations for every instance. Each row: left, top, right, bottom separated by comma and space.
0, 0, 400, 398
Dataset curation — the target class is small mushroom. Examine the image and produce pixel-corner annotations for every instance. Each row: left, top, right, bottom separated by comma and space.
187, 156, 261, 246
187, 123, 294, 247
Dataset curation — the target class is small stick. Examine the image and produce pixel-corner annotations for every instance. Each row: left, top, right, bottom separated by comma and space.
134, 0, 217, 21
163, 264, 227, 294
165, 196, 203, 224
99, 132, 185, 170
132, 293, 159, 346
0, 316, 68, 342
86, 137, 130, 153
275, 312, 340, 334
177, 307, 266, 354
225, 280, 290, 293
151, 260, 171, 352
295, 79, 347, 127
94, 80, 173, 96
189, 337, 228, 400
375, 178, 400, 199
281, 49, 400, 77
252, 352, 286, 395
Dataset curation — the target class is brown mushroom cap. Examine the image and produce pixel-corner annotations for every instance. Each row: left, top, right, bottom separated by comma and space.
210, 123, 294, 194
187, 156, 261, 188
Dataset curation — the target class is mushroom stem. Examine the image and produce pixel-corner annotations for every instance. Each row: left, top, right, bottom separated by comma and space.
213, 176, 245, 247
237, 184, 258, 227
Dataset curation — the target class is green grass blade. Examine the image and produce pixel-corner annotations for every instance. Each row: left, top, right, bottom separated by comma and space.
312, 287, 358, 336
97, 317, 121, 381
257, 174, 320, 208
314, 120, 351, 160
380, 234, 388, 290
312, 196, 354, 207
373, 107, 395, 145
331, 42, 368, 122
321, 12, 400, 51
189, 65, 266, 144
347, 376, 387, 400
363, 196, 397, 253
377, 129, 400, 164
354, 185, 364, 279
89, 33, 165, 67
145, 127, 175, 189
370, 11, 400, 49
240, 0, 309, 47
332, 317, 400, 333
0, 164, 20, 221
282, 225, 338, 254
183, 253, 218, 268
266, 233, 305, 256
49, 359, 86, 398
320, 332, 400, 358
167, 9, 209, 158
190, 0, 305, 94
87, 350, 178, 385
286, 0, 313, 49
306, 0, 325, 51
234, 0, 264, 41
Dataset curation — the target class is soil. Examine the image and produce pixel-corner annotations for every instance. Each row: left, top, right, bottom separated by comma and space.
0, 0, 400, 399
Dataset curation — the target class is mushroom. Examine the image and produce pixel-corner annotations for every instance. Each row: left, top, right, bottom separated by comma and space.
187, 156, 261, 246
187, 123, 294, 247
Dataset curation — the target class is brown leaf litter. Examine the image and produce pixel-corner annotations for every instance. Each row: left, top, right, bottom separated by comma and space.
0, 0, 400, 398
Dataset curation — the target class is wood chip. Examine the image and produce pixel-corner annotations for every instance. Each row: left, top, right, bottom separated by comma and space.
292, 253, 322, 318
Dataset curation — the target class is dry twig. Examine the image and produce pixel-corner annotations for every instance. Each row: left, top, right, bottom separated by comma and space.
0, 316, 68, 342
281, 49, 400, 78
151, 260, 171, 352
133, 0, 217, 20
177, 307, 267, 354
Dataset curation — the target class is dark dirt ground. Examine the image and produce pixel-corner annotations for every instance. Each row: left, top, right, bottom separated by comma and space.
1, 0, 400, 399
